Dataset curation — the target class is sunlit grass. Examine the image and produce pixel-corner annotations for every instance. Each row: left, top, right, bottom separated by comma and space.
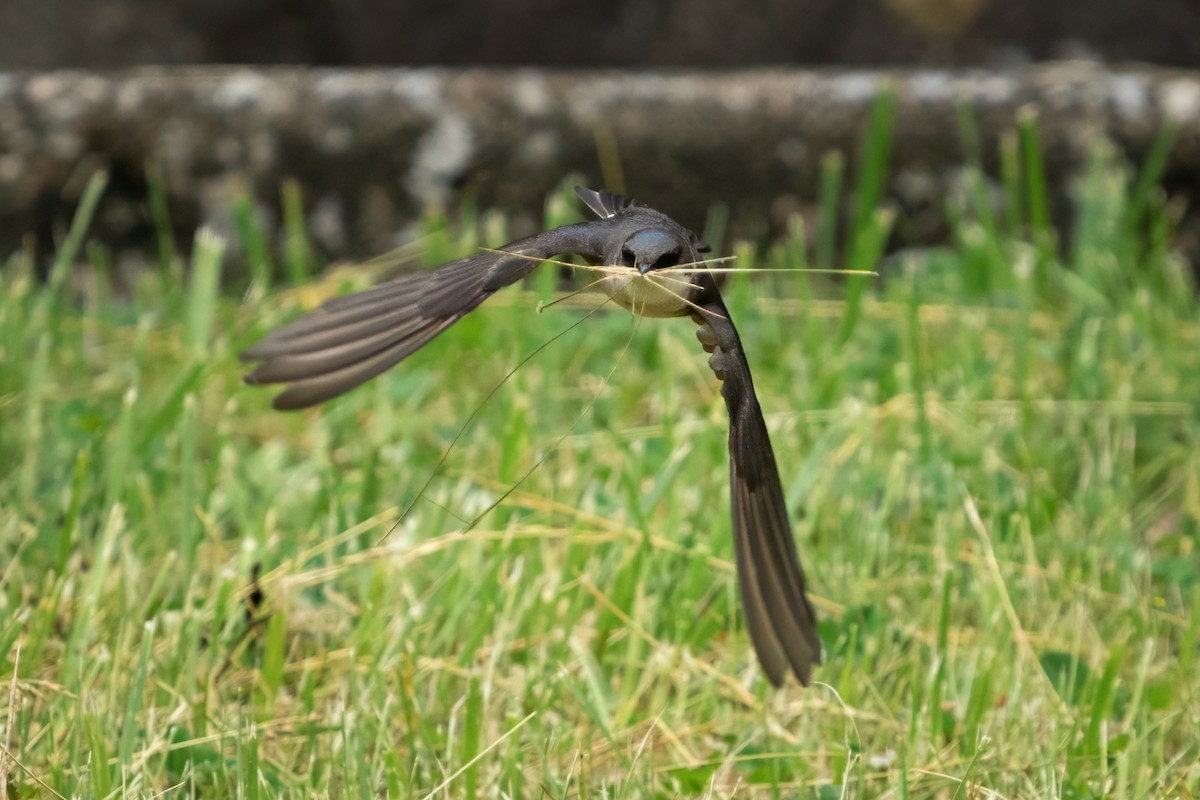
2, 107, 1198, 798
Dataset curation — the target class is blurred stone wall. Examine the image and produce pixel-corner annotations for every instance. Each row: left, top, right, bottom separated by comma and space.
3, 0, 1200, 70
2, 64, 1198, 274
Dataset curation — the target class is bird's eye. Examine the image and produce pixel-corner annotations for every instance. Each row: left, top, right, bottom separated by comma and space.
654, 251, 680, 269
620, 247, 636, 267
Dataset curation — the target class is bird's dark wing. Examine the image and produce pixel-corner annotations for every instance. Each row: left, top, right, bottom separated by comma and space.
692, 291, 821, 686
575, 185, 640, 219
241, 223, 606, 410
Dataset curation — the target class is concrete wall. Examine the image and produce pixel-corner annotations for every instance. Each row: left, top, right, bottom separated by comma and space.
2, 64, 1198, 272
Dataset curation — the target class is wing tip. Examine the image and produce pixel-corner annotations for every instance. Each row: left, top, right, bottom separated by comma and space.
755, 625, 821, 688
574, 184, 638, 219
775, 597, 823, 688
270, 391, 315, 412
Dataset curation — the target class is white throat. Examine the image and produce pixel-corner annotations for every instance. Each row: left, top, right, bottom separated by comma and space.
599, 271, 698, 318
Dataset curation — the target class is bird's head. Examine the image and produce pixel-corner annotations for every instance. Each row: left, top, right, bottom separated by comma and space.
618, 229, 688, 275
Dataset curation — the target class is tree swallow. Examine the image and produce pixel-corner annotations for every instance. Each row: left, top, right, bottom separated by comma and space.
241, 185, 822, 685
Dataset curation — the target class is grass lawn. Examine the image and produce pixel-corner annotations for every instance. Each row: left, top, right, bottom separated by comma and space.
2, 118, 1198, 797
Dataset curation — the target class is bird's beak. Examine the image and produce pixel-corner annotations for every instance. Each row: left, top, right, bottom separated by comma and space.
637, 262, 652, 275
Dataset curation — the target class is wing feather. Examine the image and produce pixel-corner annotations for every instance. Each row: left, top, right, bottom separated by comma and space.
574, 185, 639, 219
241, 224, 605, 410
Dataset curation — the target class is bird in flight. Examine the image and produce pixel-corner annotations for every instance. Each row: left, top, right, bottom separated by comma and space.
241, 186, 822, 685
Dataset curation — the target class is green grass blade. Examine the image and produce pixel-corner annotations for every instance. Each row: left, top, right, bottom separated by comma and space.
282, 178, 314, 284
234, 187, 275, 292
815, 150, 845, 273
184, 229, 226, 355
146, 161, 181, 276
118, 621, 155, 765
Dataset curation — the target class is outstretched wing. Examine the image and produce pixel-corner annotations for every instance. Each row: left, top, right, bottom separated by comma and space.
692, 292, 822, 686
241, 223, 605, 410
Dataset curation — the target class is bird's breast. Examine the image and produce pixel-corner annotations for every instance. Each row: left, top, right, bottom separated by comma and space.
599, 272, 698, 318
